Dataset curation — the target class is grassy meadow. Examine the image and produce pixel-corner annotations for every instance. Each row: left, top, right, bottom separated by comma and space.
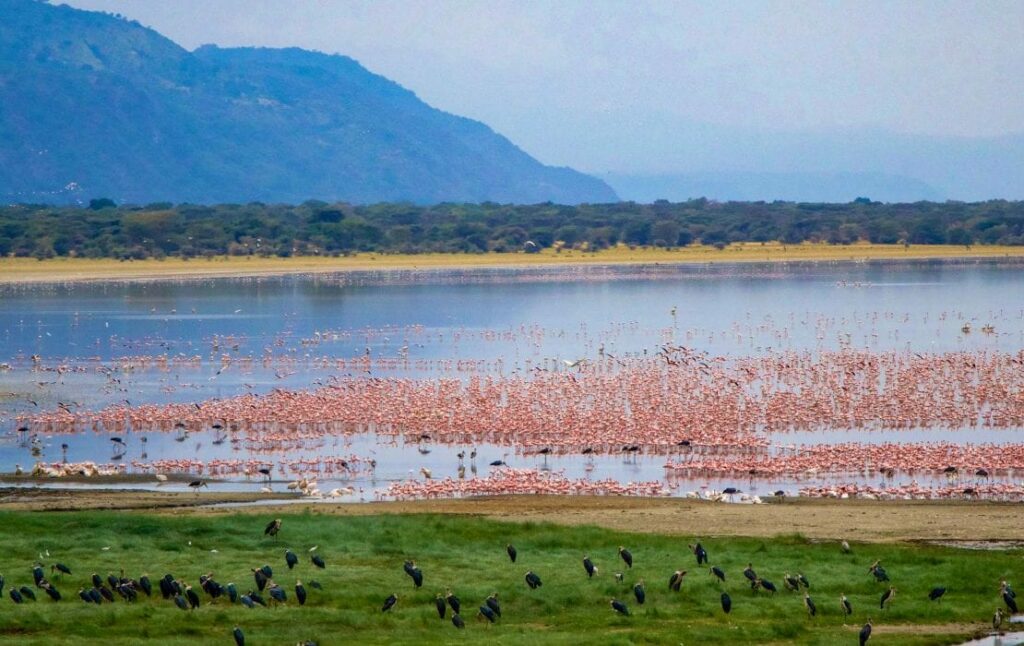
0, 510, 1016, 645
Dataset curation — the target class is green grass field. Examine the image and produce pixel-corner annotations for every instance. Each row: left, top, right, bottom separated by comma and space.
0, 510, 1015, 645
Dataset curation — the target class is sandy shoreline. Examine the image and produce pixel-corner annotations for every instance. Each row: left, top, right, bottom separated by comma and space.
2, 243, 1023, 284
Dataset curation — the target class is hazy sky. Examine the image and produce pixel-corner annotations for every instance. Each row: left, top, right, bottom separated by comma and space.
59, 1, 1024, 174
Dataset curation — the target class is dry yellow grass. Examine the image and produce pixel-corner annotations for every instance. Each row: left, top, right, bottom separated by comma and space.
1, 242, 1022, 283
4, 490, 1022, 543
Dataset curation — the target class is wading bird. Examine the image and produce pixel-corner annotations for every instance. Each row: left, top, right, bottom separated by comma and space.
804, 593, 817, 617
1003, 587, 1018, 613
583, 556, 597, 578
869, 561, 889, 582
743, 563, 757, 584
264, 519, 282, 539
928, 587, 946, 601
618, 546, 633, 569
446, 589, 460, 614
485, 593, 501, 618
841, 594, 852, 621
670, 570, 687, 591
994, 608, 1004, 629
382, 594, 398, 612
710, 566, 725, 583
860, 619, 872, 645
690, 543, 708, 565
611, 598, 629, 616
233, 627, 244, 646
506, 544, 517, 563
721, 592, 732, 614
478, 604, 497, 623
633, 580, 645, 605
285, 550, 297, 569
435, 594, 446, 619
295, 581, 306, 605
252, 569, 268, 592
311, 554, 325, 569
881, 586, 895, 609
451, 613, 465, 629
268, 584, 286, 604
525, 571, 542, 589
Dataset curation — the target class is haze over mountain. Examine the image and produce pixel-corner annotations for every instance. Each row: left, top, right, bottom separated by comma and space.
56, 0, 1024, 204
0, 0, 616, 205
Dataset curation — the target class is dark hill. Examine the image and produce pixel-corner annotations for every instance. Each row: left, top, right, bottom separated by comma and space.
0, 0, 616, 204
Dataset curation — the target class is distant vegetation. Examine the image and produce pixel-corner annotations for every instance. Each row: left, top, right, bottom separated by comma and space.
2, 198, 1023, 260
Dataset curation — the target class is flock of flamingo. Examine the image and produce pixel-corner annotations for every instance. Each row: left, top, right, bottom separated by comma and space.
14, 338, 1024, 501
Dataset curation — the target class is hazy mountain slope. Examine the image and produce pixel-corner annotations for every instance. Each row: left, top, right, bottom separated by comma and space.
0, 0, 616, 204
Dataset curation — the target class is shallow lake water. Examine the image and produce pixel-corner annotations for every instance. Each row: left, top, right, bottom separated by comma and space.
1, 259, 1023, 499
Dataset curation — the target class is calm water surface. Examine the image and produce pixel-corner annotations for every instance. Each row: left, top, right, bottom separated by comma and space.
1, 259, 1022, 498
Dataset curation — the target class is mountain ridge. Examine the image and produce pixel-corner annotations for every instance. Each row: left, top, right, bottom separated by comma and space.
0, 0, 617, 204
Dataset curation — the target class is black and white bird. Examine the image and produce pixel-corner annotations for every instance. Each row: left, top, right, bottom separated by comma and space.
610, 598, 629, 616
804, 593, 817, 617
859, 619, 872, 645
618, 546, 633, 569
880, 586, 895, 609
525, 571, 542, 589
841, 594, 852, 621
669, 570, 687, 591
264, 519, 282, 539
633, 580, 645, 605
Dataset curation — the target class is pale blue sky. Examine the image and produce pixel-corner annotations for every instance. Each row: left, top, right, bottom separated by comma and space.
58, 0, 1024, 187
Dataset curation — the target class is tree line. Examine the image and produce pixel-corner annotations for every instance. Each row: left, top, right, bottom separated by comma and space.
2, 197, 1023, 260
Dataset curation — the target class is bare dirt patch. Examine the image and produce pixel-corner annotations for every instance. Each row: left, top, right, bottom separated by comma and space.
0, 486, 296, 511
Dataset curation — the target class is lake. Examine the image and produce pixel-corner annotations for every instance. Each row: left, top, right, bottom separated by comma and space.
2, 258, 1023, 500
